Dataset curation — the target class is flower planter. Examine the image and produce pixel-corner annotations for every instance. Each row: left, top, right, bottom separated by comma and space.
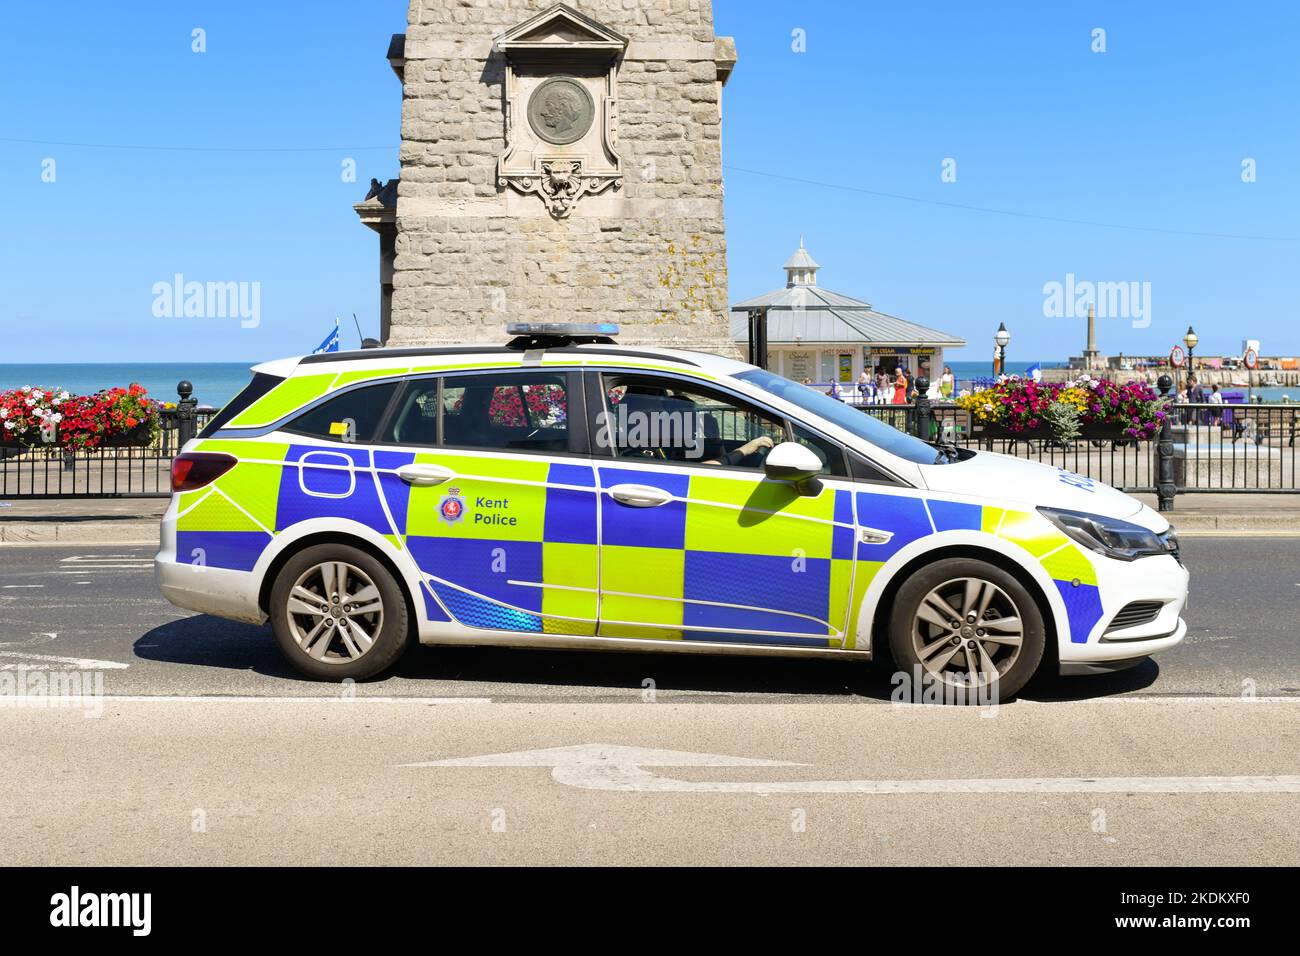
974, 422, 1142, 440
0, 422, 156, 453
98, 423, 157, 448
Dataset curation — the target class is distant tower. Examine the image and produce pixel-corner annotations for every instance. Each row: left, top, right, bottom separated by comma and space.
1083, 303, 1100, 368
784, 236, 819, 288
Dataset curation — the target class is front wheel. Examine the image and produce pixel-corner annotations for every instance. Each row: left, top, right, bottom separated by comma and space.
269, 544, 410, 681
888, 558, 1045, 702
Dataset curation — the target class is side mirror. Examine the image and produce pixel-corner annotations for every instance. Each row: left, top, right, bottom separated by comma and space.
763, 441, 823, 483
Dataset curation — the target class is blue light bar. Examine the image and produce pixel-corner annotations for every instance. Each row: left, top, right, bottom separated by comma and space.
505, 322, 620, 337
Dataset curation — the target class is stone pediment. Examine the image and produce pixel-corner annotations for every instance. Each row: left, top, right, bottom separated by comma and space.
494, 3, 628, 58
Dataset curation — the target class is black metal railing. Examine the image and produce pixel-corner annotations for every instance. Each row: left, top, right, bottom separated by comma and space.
856, 399, 1300, 496
0, 384, 215, 500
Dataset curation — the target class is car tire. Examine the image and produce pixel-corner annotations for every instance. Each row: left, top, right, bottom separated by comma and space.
887, 557, 1046, 703
269, 543, 410, 681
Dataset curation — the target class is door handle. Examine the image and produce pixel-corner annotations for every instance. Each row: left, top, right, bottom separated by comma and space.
396, 463, 456, 486
608, 483, 674, 508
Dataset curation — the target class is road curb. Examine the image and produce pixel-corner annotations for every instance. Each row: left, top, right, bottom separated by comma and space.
0, 519, 160, 545
1166, 512, 1300, 532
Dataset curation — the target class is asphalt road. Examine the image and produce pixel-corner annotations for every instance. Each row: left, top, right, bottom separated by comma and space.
2, 538, 1296, 865
0, 539, 1295, 701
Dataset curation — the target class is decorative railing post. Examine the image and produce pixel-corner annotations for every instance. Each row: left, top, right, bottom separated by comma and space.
176, 380, 198, 448
1155, 373, 1177, 512
912, 376, 933, 441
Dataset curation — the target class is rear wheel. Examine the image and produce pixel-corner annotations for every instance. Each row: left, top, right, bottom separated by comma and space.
888, 558, 1045, 702
269, 544, 410, 680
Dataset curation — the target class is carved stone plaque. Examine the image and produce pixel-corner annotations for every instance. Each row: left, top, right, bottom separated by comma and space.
495, 5, 628, 218
527, 76, 595, 146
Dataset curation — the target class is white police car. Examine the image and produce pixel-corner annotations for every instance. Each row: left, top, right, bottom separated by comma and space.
157, 323, 1187, 699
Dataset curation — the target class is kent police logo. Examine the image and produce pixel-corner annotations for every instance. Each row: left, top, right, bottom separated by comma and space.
439, 488, 465, 524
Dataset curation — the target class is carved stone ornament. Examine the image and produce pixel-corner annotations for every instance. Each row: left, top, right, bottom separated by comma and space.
494, 3, 627, 219
528, 76, 595, 146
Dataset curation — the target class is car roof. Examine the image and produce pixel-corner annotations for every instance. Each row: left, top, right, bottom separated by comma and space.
256, 343, 755, 381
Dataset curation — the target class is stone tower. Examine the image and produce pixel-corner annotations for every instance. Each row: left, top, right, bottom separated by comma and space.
379, 0, 739, 355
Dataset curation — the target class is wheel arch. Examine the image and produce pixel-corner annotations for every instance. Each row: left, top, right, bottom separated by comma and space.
861, 538, 1063, 666
257, 528, 420, 631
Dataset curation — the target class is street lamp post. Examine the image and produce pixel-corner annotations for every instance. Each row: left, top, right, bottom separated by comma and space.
994, 323, 1011, 377
1183, 325, 1199, 393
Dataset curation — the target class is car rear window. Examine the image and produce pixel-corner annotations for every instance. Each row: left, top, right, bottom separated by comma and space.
442, 372, 569, 453
198, 372, 283, 438
282, 382, 400, 444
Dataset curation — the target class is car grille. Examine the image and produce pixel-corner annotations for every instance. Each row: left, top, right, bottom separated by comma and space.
1105, 601, 1165, 633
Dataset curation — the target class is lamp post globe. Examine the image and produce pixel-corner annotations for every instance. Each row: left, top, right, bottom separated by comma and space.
994, 323, 1011, 375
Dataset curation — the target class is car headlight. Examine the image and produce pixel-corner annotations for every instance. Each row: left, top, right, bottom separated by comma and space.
1038, 507, 1173, 561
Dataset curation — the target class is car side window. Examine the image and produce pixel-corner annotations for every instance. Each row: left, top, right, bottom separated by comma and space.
382, 379, 440, 447
441, 372, 569, 453
283, 381, 399, 444
790, 422, 849, 478
599, 374, 785, 470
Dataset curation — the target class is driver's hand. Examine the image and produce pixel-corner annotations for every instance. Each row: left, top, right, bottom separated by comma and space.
741, 435, 775, 456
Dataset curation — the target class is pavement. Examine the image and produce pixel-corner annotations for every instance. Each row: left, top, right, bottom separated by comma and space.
0, 498, 163, 544
3, 492, 1299, 544
2, 698, 1295, 866
0, 537, 1296, 865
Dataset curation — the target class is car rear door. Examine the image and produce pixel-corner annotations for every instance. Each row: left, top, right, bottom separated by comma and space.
375, 368, 601, 635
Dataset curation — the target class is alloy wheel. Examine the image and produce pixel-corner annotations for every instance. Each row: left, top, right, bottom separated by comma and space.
909, 576, 1024, 689
284, 561, 385, 664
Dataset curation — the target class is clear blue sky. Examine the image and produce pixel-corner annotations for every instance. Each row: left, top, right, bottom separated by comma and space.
2, 1, 1297, 364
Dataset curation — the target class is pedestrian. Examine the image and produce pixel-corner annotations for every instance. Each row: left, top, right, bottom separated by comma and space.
856, 370, 871, 406
892, 367, 909, 405
939, 365, 954, 400
1208, 383, 1224, 426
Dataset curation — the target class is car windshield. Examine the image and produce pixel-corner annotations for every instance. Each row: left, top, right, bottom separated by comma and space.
736, 368, 946, 465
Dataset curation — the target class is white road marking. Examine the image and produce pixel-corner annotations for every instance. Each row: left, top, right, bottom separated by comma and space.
0, 651, 129, 670
54, 568, 152, 573
404, 743, 1300, 794
1, 585, 44, 589
60, 555, 146, 561
1, 695, 493, 705
1030, 695, 1300, 705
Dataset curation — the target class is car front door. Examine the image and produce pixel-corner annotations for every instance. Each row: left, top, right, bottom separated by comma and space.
589, 371, 858, 649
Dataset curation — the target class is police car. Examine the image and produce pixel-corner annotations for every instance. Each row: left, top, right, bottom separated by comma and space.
156, 323, 1187, 699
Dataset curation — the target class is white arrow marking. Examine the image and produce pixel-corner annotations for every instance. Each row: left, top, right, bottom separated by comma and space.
403, 744, 1300, 794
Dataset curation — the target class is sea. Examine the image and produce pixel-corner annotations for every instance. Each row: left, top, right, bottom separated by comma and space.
0, 363, 257, 409
2, 360, 1295, 409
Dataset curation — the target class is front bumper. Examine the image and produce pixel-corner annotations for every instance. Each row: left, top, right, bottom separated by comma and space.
1058, 552, 1190, 666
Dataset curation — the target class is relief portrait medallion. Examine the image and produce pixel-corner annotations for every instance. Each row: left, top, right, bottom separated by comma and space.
527, 76, 595, 146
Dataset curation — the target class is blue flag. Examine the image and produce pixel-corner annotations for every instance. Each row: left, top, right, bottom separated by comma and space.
1025, 361, 1042, 381
312, 323, 340, 354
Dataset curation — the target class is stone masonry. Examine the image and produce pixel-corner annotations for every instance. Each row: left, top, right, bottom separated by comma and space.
387, 0, 739, 355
